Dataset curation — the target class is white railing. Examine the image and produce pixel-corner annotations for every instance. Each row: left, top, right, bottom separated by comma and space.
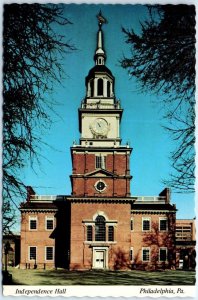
30, 195, 166, 203
81, 103, 121, 110
30, 195, 57, 201
132, 196, 166, 203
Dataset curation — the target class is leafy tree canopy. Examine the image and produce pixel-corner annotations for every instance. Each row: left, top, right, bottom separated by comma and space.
121, 5, 195, 193
3, 3, 75, 233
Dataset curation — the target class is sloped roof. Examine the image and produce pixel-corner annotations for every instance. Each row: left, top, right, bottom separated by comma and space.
86, 65, 113, 84
84, 168, 117, 177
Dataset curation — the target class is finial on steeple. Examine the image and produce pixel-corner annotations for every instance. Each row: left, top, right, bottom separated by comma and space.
97, 10, 108, 28
94, 11, 108, 65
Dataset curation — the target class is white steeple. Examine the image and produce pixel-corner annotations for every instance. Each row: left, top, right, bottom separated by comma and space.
94, 11, 107, 65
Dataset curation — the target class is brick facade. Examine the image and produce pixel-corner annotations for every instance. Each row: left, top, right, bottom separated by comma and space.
69, 201, 131, 270
20, 210, 57, 269
20, 15, 177, 271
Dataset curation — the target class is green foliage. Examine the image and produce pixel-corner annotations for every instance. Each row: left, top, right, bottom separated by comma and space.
121, 5, 195, 192
3, 3, 75, 233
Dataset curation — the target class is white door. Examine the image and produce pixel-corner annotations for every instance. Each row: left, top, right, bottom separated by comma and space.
95, 251, 105, 268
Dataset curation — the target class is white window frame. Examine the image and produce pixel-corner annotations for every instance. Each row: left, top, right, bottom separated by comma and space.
45, 216, 54, 231
94, 180, 107, 192
159, 247, 168, 262
130, 218, 134, 231
130, 247, 133, 261
159, 218, 168, 231
86, 225, 93, 242
29, 246, 37, 261
45, 246, 54, 261
142, 247, 150, 262
108, 225, 114, 242
29, 216, 37, 231
142, 217, 151, 231
95, 155, 106, 169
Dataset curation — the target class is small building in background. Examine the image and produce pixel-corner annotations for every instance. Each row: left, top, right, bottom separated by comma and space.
2, 234, 20, 268
176, 219, 196, 270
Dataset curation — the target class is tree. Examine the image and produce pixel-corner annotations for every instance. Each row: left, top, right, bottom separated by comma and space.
121, 5, 195, 192
3, 3, 75, 233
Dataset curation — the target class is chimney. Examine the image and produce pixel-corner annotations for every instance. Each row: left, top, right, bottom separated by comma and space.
159, 188, 171, 204
26, 186, 35, 202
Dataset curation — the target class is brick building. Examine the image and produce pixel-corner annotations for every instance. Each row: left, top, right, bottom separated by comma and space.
20, 13, 177, 271
175, 219, 196, 270
2, 234, 20, 267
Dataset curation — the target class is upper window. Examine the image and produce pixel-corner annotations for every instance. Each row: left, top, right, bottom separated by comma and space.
160, 218, 168, 231
108, 226, 114, 242
95, 215, 106, 241
84, 214, 116, 243
96, 155, 106, 169
142, 218, 151, 231
46, 217, 54, 230
29, 217, 37, 230
97, 79, 103, 96
87, 225, 93, 241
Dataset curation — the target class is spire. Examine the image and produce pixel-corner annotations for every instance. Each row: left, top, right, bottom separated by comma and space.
94, 11, 108, 66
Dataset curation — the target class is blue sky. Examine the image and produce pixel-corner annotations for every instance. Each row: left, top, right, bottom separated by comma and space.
20, 3, 195, 220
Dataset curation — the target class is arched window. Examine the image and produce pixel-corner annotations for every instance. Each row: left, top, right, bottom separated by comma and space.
95, 215, 106, 241
97, 79, 103, 96
90, 80, 94, 97
107, 81, 111, 97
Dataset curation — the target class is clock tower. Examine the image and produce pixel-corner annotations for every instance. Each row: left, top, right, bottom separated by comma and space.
20, 11, 176, 272
70, 12, 132, 197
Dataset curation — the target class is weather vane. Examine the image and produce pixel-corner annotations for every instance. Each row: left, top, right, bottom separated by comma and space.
97, 10, 108, 28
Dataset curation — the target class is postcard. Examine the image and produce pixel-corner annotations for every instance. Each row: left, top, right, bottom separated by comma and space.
2, 0, 196, 298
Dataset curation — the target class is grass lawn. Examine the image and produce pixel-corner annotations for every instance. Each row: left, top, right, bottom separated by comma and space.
7, 268, 196, 286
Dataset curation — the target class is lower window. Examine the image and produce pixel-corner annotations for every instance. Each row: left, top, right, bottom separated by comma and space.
29, 247, 36, 260
130, 248, 133, 261
142, 248, 150, 262
159, 248, 167, 262
46, 246, 54, 260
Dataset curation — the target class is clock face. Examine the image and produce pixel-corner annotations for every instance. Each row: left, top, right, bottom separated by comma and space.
95, 180, 107, 192
90, 118, 109, 136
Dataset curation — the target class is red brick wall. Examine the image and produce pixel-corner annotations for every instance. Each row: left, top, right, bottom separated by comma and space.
106, 154, 113, 172
70, 202, 131, 270
72, 177, 129, 197
71, 152, 131, 197
114, 154, 127, 174
130, 212, 176, 269
72, 153, 129, 175
20, 212, 56, 269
